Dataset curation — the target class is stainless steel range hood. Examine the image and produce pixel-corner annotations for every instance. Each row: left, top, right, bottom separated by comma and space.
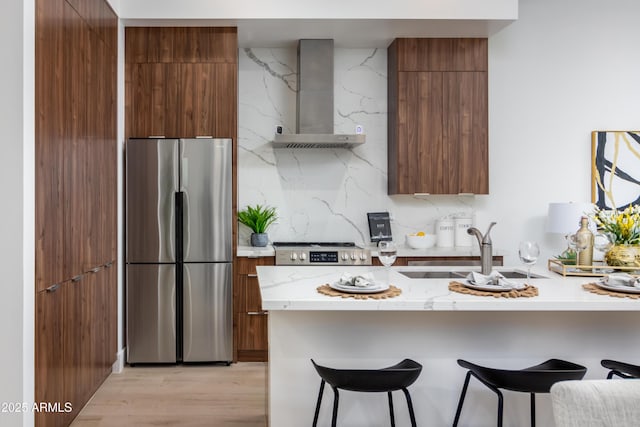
273, 39, 365, 149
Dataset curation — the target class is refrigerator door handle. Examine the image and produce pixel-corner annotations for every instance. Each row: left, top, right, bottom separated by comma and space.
175, 191, 184, 263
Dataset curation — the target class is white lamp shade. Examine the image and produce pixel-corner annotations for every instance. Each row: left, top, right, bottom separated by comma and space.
546, 202, 595, 234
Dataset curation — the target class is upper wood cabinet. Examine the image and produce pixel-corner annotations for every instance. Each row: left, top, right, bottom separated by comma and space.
125, 27, 238, 139
127, 62, 237, 138
388, 38, 488, 195
125, 27, 237, 64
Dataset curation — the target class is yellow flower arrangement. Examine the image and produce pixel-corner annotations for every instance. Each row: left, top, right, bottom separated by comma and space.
590, 204, 640, 245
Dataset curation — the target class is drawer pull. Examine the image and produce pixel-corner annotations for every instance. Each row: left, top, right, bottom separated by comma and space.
72, 274, 83, 282
247, 274, 258, 278
45, 284, 60, 293
247, 311, 268, 316
89, 266, 102, 273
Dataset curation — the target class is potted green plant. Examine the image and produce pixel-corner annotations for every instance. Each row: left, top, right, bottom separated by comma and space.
237, 204, 278, 247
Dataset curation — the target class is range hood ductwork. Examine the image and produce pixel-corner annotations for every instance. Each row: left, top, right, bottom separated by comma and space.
273, 39, 365, 149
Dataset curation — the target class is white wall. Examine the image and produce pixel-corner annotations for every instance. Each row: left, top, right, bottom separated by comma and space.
487, 0, 640, 263
0, 0, 29, 426
238, 0, 640, 265
115, 17, 126, 372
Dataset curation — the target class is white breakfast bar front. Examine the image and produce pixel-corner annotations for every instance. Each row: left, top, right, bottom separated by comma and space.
257, 266, 640, 427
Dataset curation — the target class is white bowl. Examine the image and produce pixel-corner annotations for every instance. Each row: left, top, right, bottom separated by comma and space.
405, 234, 436, 249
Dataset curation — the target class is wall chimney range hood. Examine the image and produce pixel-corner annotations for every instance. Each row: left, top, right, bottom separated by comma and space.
272, 39, 365, 149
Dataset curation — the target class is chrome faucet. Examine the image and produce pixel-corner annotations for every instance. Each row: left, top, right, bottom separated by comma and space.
467, 222, 497, 275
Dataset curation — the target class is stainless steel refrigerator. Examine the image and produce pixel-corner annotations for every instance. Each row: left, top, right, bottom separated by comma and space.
126, 138, 232, 364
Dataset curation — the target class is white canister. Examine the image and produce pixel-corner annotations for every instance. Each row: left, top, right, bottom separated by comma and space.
436, 218, 455, 247
454, 217, 473, 247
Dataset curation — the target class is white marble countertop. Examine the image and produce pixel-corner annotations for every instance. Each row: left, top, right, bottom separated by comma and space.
237, 245, 275, 257
257, 265, 640, 311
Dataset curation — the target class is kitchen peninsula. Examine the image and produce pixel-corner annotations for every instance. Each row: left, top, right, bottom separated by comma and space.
257, 266, 640, 426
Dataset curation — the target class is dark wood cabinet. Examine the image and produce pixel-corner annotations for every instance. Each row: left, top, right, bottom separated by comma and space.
127, 62, 237, 138
35, 287, 66, 427
388, 38, 488, 195
235, 257, 274, 362
125, 27, 238, 139
35, 0, 118, 425
35, 265, 117, 427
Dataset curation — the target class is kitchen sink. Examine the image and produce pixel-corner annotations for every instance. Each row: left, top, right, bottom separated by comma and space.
399, 270, 548, 279
400, 271, 466, 279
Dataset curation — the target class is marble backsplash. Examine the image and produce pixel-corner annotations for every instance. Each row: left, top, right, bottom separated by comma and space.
238, 47, 478, 246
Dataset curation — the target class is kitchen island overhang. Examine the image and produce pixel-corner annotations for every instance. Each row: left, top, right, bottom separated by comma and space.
258, 266, 640, 427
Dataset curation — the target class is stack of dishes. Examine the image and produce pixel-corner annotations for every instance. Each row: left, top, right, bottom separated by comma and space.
329, 273, 390, 294
594, 273, 640, 294
464, 271, 526, 292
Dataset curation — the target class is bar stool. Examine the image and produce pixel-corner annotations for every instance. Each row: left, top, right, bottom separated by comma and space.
601, 359, 640, 379
311, 358, 422, 427
453, 358, 587, 427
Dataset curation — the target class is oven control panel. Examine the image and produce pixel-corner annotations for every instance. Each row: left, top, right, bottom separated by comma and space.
274, 247, 372, 266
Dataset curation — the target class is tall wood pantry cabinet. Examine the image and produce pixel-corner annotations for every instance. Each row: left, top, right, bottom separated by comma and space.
387, 38, 489, 195
35, 0, 118, 425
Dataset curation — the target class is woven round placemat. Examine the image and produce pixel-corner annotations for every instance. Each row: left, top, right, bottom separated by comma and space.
316, 284, 402, 300
582, 283, 640, 299
449, 281, 539, 298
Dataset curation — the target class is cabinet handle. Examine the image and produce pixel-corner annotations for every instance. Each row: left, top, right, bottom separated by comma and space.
104, 261, 113, 268
413, 193, 430, 196
71, 274, 83, 282
247, 274, 258, 278
45, 284, 60, 293
458, 193, 475, 196
247, 311, 268, 316
89, 266, 102, 273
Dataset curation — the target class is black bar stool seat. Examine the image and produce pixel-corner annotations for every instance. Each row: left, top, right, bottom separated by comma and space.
453, 358, 587, 427
601, 359, 640, 379
311, 358, 422, 427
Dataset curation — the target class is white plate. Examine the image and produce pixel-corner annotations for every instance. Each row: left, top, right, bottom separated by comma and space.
463, 280, 518, 292
595, 280, 640, 294
329, 282, 390, 294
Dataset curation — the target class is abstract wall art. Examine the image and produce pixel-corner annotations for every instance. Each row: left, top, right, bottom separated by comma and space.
592, 131, 640, 209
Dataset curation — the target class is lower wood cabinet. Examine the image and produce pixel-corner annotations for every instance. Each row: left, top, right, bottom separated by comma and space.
35, 286, 67, 427
235, 257, 274, 362
35, 264, 116, 427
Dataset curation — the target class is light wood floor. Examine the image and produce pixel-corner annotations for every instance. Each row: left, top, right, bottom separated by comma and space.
70, 362, 268, 427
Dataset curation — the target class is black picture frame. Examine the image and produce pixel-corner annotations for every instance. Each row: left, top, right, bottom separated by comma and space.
367, 212, 392, 243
